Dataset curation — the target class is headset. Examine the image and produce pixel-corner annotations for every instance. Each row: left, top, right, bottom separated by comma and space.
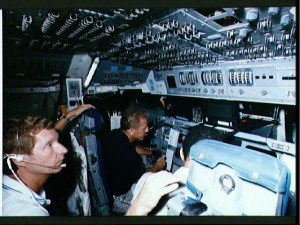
3, 154, 66, 168
3, 153, 53, 206
5, 154, 25, 162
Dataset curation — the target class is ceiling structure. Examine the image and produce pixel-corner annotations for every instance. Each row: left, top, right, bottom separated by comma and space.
3, 7, 296, 72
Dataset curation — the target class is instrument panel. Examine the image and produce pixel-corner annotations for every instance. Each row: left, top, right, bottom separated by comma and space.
148, 57, 295, 105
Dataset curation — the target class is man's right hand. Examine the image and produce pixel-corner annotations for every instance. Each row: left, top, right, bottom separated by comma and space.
155, 156, 166, 171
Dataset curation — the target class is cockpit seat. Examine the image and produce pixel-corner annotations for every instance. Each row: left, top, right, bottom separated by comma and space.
186, 139, 291, 216
82, 108, 113, 215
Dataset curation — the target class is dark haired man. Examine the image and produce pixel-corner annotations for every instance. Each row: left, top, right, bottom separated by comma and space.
102, 105, 166, 214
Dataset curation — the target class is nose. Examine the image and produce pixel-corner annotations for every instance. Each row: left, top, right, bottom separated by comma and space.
55, 142, 68, 155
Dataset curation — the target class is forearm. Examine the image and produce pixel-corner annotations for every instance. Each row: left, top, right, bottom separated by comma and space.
136, 145, 153, 156
55, 114, 71, 132
55, 104, 95, 132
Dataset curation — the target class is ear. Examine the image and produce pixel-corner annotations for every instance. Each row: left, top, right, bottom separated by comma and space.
179, 147, 185, 161
12, 155, 27, 168
13, 160, 26, 167
129, 128, 135, 136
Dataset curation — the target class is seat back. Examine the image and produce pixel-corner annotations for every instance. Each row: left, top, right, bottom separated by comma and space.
187, 139, 291, 216
82, 108, 113, 215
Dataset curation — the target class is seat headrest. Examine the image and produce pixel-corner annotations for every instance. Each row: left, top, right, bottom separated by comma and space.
189, 139, 291, 193
83, 108, 104, 132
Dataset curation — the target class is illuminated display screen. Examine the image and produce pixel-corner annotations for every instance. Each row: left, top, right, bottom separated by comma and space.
166, 76, 177, 88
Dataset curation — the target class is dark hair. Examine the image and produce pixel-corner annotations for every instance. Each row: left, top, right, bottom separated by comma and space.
3, 116, 55, 174
182, 125, 222, 159
120, 106, 148, 130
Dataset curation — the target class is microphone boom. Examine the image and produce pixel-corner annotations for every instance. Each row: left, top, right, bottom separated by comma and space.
22, 160, 66, 168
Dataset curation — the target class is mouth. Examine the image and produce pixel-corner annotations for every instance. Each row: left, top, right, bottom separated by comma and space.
58, 159, 65, 165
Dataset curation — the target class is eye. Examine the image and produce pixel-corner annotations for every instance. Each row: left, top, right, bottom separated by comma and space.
45, 143, 53, 149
